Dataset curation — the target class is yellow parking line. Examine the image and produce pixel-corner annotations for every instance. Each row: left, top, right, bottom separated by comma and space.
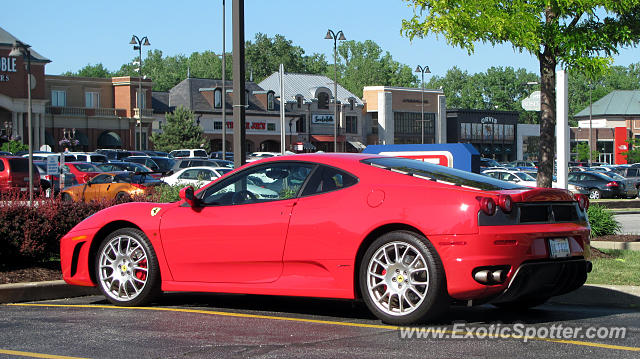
0, 349, 87, 359
7, 303, 640, 352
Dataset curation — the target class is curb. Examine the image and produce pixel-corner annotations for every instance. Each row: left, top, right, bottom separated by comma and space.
591, 240, 640, 251
548, 284, 640, 309
0, 280, 98, 304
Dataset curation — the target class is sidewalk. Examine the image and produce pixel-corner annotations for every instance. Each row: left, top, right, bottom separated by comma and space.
1, 280, 638, 309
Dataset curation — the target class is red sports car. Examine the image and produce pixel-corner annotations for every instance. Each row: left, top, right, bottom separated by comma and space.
61, 162, 103, 184
60, 154, 591, 324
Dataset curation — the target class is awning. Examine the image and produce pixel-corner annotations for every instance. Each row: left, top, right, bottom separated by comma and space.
311, 135, 346, 142
347, 140, 367, 151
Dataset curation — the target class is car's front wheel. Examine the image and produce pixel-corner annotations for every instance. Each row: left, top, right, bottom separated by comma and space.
95, 228, 161, 306
360, 231, 448, 325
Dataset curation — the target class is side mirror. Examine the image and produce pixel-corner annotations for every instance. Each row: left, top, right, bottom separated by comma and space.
179, 186, 199, 208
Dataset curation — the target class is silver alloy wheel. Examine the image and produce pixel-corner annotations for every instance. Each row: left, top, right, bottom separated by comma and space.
589, 189, 601, 200
98, 234, 149, 302
366, 241, 429, 316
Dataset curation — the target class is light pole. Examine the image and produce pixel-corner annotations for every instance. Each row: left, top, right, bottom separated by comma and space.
221, 0, 227, 158
588, 81, 593, 166
325, 29, 346, 152
415, 65, 430, 144
9, 40, 34, 204
129, 35, 150, 151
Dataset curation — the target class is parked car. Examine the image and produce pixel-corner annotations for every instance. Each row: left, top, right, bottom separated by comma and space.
61, 172, 163, 202
609, 166, 640, 197
95, 149, 133, 161
209, 151, 234, 160
566, 171, 625, 199
0, 156, 41, 196
162, 166, 232, 187
134, 156, 176, 175
142, 150, 169, 157
34, 161, 78, 196
522, 171, 589, 196
23, 152, 76, 163
0, 151, 13, 156
482, 169, 537, 186
61, 162, 103, 184
123, 156, 161, 172
169, 149, 208, 158
96, 162, 160, 178
246, 151, 293, 162
171, 158, 232, 174
61, 153, 591, 324
598, 171, 638, 199
505, 160, 537, 171
67, 152, 108, 163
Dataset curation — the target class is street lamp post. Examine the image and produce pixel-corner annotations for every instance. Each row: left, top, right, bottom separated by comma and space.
324, 29, 346, 152
9, 40, 34, 204
588, 82, 593, 166
221, 0, 227, 158
129, 35, 150, 151
415, 65, 430, 144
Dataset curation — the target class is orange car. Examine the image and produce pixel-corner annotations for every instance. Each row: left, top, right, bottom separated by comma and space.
60, 172, 164, 202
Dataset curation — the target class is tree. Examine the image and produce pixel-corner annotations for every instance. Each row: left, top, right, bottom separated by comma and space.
335, 40, 417, 97
402, 0, 640, 187
61, 63, 113, 78
1, 140, 28, 154
150, 106, 208, 152
622, 138, 640, 163
575, 142, 599, 162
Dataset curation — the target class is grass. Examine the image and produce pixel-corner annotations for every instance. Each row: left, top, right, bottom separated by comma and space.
587, 249, 640, 286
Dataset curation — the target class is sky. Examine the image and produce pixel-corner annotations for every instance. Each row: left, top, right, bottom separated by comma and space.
4, 0, 640, 79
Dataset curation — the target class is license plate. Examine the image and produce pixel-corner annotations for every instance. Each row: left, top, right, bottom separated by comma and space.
549, 238, 570, 258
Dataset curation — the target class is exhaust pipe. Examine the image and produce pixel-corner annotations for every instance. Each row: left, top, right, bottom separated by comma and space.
474, 270, 491, 284
491, 270, 506, 283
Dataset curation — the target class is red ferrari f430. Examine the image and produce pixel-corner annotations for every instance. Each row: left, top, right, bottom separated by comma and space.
61, 154, 591, 324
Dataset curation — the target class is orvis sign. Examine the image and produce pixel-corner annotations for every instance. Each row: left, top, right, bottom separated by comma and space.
312, 114, 334, 125
0, 56, 18, 82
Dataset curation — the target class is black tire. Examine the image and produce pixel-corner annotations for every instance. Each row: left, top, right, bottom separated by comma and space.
492, 296, 550, 311
589, 188, 601, 200
61, 193, 72, 202
95, 228, 161, 306
359, 230, 448, 325
115, 192, 130, 202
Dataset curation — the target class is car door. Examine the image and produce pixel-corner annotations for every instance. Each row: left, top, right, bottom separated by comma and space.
159, 161, 315, 283
82, 174, 112, 201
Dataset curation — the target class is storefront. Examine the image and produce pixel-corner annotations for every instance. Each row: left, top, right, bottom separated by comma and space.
362, 86, 447, 146
447, 109, 518, 162
0, 26, 50, 149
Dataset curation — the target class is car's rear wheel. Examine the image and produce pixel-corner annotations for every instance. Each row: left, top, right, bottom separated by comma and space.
360, 231, 447, 325
61, 193, 72, 202
95, 228, 161, 306
589, 188, 601, 200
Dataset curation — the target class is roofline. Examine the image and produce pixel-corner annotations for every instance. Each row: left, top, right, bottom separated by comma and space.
363, 85, 444, 94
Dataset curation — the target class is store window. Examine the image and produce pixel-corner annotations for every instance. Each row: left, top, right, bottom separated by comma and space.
318, 92, 329, 109
85, 91, 100, 108
51, 90, 66, 107
345, 116, 358, 134
214, 89, 222, 109
267, 91, 275, 110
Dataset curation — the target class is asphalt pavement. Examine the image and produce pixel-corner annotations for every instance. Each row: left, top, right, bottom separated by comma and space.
614, 213, 640, 235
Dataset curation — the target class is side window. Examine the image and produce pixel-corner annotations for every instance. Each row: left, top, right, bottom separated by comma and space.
0, 161, 4, 171
302, 165, 358, 196
200, 162, 314, 206
179, 169, 198, 180
91, 174, 113, 184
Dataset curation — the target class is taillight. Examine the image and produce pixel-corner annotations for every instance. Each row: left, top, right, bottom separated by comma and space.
574, 193, 589, 211
497, 194, 513, 213
605, 181, 619, 187
131, 183, 147, 190
477, 196, 497, 216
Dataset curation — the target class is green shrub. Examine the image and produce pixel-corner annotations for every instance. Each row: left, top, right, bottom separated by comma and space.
150, 183, 205, 203
587, 204, 621, 237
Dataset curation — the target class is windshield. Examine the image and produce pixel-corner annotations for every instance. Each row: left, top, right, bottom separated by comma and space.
362, 157, 527, 191
514, 172, 536, 181
74, 163, 101, 172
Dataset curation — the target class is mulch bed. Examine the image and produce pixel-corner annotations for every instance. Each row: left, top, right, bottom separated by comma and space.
592, 234, 640, 242
0, 261, 62, 285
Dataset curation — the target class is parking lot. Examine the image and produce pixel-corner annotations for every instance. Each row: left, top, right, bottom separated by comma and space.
1, 294, 639, 358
